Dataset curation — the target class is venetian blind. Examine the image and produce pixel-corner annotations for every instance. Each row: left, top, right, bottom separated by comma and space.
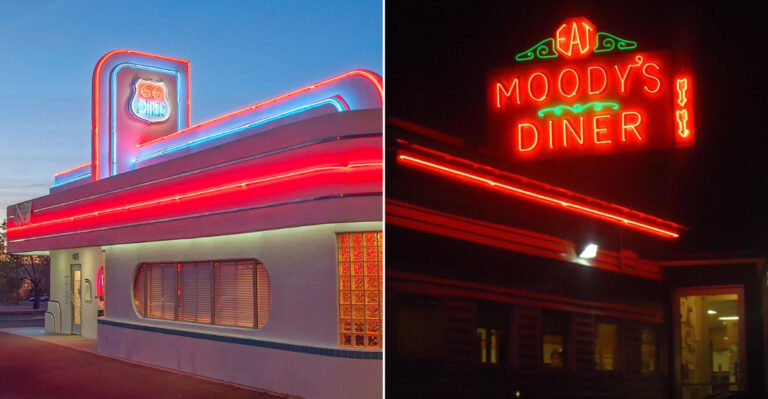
178, 262, 213, 323
147, 263, 177, 320
214, 260, 255, 327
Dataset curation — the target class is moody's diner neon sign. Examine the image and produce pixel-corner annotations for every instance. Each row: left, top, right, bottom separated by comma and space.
488, 17, 694, 161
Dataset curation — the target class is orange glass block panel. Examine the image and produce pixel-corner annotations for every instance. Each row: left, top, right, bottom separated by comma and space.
339, 262, 350, 275
353, 305, 365, 319
351, 233, 363, 247
365, 276, 378, 290
338, 234, 350, 247
352, 262, 364, 275
367, 334, 381, 348
366, 306, 380, 319
364, 232, 377, 246
353, 276, 364, 289
367, 319, 381, 332
365, 247, 378, 261
337, 232, 382, 349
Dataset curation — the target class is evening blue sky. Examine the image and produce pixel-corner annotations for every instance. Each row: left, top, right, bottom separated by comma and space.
0, 0, 381, 216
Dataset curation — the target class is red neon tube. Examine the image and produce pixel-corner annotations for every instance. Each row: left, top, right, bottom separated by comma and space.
9, 161, 381, 234
397, 153, 681, 239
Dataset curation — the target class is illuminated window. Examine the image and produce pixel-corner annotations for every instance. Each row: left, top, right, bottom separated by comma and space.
476, 303, 508, 364
133, 260, 271, 328
542, 311, 569, 368
338, 232, 382, 349
640, 327, 657, 374
595, 321, 619, 370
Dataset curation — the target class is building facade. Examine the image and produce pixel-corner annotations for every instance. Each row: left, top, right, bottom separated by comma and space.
6, 50, 383, 399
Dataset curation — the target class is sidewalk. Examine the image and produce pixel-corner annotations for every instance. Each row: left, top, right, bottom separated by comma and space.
0, 329, 296, 398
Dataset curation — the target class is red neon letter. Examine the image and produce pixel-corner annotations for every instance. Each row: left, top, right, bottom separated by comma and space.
518, 123, 539, 152
528, 72, 549, 102
547, 120, 555, 149
562, 117, 584, 147
593, 114, 612, 144
555, 17, 595, 59
614, 56, 643, 94
587, 66, 607, 95
642, 63, 662, 94
621, 111, 643, 142
558, 68, 579, 98
496, 79, 520, 107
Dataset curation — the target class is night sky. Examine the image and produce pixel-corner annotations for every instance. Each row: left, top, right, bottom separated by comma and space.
386, 1, 768, 255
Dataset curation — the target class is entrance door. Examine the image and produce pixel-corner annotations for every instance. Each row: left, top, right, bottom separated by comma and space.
71, 264, 82, 335
675, 286, 745, 399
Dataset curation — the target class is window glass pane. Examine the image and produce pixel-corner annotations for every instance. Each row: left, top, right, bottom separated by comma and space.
147, 263, 176, 320
542, 311, 568, 368
395, 296, 444, 359
476, 303, 507, 364
595, 322, 619, 370
338, 232, 382, 349
215, 261, 255, 327
641, 327, 657, 374
477, 328, 487, 363
178, 262, 212, 323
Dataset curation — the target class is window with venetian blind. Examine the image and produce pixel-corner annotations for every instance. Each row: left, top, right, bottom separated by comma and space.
337, 232, 382, 349
134, 260, 271, 328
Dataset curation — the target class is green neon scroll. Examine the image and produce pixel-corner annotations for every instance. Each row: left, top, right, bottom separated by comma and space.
593, 32, 637, 53
537, 102, 619, 118
515, 32, 638, 62
515, 38, 559, 62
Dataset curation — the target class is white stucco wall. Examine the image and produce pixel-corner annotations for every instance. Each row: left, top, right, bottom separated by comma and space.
45, 247, 103, 338
97, 221, 382, 399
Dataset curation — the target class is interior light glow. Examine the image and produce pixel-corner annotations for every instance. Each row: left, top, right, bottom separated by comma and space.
397, 152, 682, 239
718, 316, 739, 321
707, 310, 717, 315
578, 243, 598, 259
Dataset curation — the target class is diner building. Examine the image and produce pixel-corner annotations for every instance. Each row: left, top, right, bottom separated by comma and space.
6, 50, 383, 399
385, 11, 768, 399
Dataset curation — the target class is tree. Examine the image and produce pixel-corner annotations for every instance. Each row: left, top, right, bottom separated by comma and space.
0, 219, 50, 308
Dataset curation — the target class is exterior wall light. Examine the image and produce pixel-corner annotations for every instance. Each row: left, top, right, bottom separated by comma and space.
578, 243, 598, 259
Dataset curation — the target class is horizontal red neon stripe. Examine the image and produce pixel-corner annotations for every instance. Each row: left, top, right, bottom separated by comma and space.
397, 153, 681, 239
54, 162, 92, 178
9, 161, 381, 234
138, 69, 382, 149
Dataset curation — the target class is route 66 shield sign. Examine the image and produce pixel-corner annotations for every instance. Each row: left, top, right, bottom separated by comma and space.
130, 78, 171, 123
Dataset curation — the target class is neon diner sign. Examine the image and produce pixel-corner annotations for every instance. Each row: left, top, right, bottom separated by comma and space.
130, 78, 172, 123
488, 17, 694, 161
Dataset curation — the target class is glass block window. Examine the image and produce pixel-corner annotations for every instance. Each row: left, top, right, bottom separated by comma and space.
133, 260, 271, 328
338, 232, 382, 349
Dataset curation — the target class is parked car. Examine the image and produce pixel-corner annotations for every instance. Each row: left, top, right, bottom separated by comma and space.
28, 294, 50, 301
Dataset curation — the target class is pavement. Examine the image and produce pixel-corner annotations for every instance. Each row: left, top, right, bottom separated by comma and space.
0, 329, 295, 398
0, 303, 45, 329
